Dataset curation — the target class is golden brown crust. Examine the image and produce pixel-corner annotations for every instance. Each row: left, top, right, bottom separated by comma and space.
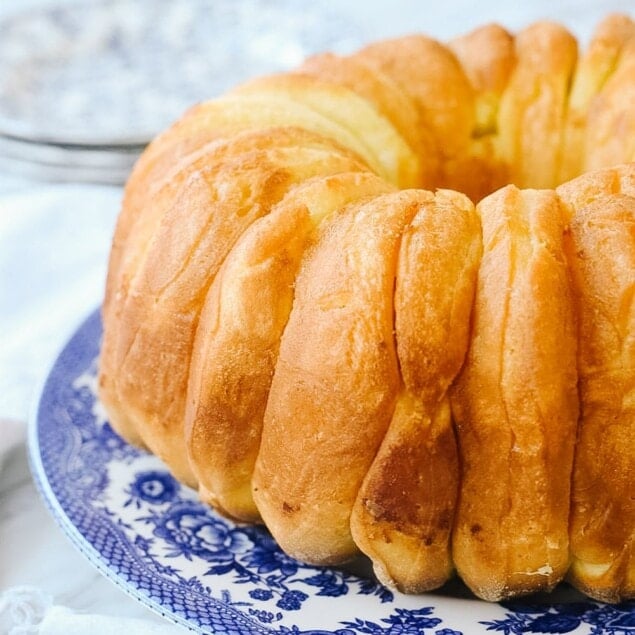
102, 142, 368, 485
116, 92, 378, 226
185, 171, 393, 521
100, 129, 364, 448
354, 35, 474, 166
252, 191, 421, 564
446, 24, 516, 201
350, 189, 481, 592
230, 73, 422, 188
104, 127, 361, 318
450, 185, 579, 601
299, 52, 439, 188
497, 22, 578, 189
556, 162, 635, 218
564, 197, 634, 603
558, 166, 635, 603
584, 37, 635, 174
559, 14, 635, 182
449, 23, 516, 135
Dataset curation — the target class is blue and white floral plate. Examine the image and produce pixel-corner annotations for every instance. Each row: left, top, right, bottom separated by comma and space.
28, 309, 634, 634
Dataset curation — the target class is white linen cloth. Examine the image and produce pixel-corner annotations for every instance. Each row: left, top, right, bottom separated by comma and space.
0, 185, 121, 420
0, 586, 181, 634
0, 419, 24, 474
0, 186, 187, 633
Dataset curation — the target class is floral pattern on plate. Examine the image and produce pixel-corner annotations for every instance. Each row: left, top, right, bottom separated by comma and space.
28, 309, 634, 634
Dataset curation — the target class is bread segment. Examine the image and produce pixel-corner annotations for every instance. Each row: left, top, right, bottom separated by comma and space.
584, 36, 635, 174
185, 172, 393, 521
558, 168, 635, 603
104, 143, 368, 485
564, 196, 635, 603
299, 52, 438, 188
497, 22, 578, 189
350, 190, 481, 592
100, 129, 365, 448
559, 14, 635, 182
253, 191, 420, 564
114, 93, 377, 238
231, 73, 423, 188
104, 128, 363, 316
450, 24, 516, 139
355, 35, 474, 188
448, 24, 516, 200
450, 185, 578, 601
557, 162, 635, 211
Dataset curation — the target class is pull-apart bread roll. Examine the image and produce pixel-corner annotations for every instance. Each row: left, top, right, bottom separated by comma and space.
354, 36, 475, 195
230, 74, 423, 189
103, 85, 399, 325
186, 172, 393, 521
450, 186, 578, 601
101, 127, 365, 448
104, 127, 360, 316
559, 14, 635, 183
107, 86, 384, 271
253, 191, 421, 564
583, 30, 635, 173
497, 22, 578, 189
298, 52, 438, 189
101, 136, 369, 485
558, 167, 635, 603
448, 24, 515, 200
99, 15, 635, 603
350, 190, 481, 592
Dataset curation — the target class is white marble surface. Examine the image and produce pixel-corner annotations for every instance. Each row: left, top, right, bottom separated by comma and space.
0, 0, 633, 633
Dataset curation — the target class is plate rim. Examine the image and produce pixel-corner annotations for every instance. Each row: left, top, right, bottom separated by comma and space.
26, 307, 634, 635
26, 307, 383, 635
27, 307, 199, 633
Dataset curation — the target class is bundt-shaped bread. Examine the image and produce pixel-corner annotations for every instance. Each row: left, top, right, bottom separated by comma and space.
99, 15, 635, 603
